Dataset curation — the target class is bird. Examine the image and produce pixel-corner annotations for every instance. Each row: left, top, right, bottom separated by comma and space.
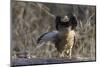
37, 14, 77, 59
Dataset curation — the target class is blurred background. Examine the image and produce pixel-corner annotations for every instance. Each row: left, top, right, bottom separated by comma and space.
11, 1, 96, 61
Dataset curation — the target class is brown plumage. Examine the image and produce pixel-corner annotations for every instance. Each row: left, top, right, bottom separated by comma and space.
37, 14, 77, 59
55, 29, 76, 58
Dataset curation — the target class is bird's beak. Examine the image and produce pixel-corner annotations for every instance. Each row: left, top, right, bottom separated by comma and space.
62, 16, 69, 22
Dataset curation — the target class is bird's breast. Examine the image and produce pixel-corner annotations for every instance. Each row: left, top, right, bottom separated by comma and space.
65, 30, 75, 48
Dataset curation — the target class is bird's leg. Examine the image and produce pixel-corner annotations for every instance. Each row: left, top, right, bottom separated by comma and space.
64, 46, 72, 59
69, 48, 72, 59
59, 51, 65, 58
66, 43, 73, 59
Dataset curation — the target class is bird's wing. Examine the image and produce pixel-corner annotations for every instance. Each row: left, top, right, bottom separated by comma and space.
37, 31, 59, 44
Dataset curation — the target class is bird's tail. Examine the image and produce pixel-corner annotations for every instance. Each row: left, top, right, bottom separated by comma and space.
37, 32, 49, 44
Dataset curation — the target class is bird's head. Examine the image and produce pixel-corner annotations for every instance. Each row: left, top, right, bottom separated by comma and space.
55, 14, 77, 31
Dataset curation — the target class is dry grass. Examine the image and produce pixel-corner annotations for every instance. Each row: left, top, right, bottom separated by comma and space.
11, 1, 96, 61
